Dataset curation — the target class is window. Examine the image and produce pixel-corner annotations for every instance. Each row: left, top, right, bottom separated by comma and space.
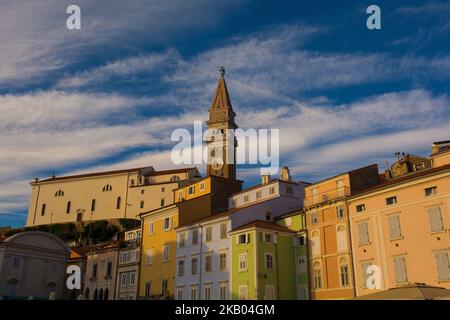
231, 199, 237, 207
295, 235, 306, 246
161, 187, 165, 192
188, 186, 195, 195
148, 223, 154, 235
200, 183, 205, 191
425, 186, 437, 197
219, 283, 227, 300
434, 251, 450, 280
170, 175, 180, 182
220, 223, 227, 239
102, 184, 112, 192
388, 215, 402, 239
244, 195, 249, 203
179, 232, 186, 247
106, 260, 112, 276
12, 257, 20, 268
130, 272, 135, 286
161, 279, 168, 296
386, 196, 397, 206
269, 187, 275, 194
266, 212, 272, 221
192, 230, 199, 245
66, 201, 71, 214
256, 191, 262, 199
297, 256, 307, 274
190, 286, 198, 300
91, 199, 96, 212
358, 222, 369, 245
239, 285, 248, 300
140, 201, 145, 209
414, 163, 425, 171
164, 217, 171, 231
361, 261, 373, 288
393, 256, 408, 283
145, 282, 151, 297
340, 264, 350, 287
220, 253, 227, 271
160, 198, 165, 207
286, 185, 293, 194
337, 179, 344, 196
311, 212, 318, 224
264, 284, 275, 300
239, 253, 247, 271
204, 286, 211, 300
178, 259, 185, 277
311, 231, 320, 256
162, 244, 170, 262
264, 233, 274, 243
428, 206, 444, 232
141, 189, 145, 195
178, 191, 183, 202
177, 288, 183, 300
205, 227, 212, 242
116, 197, 121, 210
337, 225, 347, 252
146, 249, 153, 265
130, 179, 135, 187
191, 257, 198, 275
120, 273, 128, 287
55, 190, 64, 197
265, 253, 274, 270
41, 203, 46, 216
92, 263, 98, 278
336, 205, 344, 219
237, 234, 249, 244
313, 262, 322, 290
205, 254, 212, 272
356, 204, 365, 212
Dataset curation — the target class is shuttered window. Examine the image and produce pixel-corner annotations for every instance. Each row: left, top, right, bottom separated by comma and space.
388, 215, 402, 239
393, 256, 408, 283
337, 226, 347, 252
427, 207, 444, 232
311, 234, 320, 256
358, 222, 369, 245
434, 251, 450, 281
361, 261, 372, 288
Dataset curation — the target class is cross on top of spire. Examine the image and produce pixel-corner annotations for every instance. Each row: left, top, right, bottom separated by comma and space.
219, 66, 225, 78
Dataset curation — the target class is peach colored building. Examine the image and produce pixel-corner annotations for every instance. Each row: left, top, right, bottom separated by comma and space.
349, 155, 450, 297
304, 165, 379, 299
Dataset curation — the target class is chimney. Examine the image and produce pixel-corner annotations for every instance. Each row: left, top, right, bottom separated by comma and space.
385, 160, 391, 179
280, 166, 292, 181
261, 174, 270, 184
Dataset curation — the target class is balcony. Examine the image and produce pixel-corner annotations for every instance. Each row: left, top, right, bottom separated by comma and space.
304, 186, 350, 208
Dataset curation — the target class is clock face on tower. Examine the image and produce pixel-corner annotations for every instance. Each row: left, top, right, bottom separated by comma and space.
211, 158, 224, 171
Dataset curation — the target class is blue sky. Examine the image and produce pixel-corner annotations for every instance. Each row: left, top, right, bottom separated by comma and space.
1, 0, 450, 227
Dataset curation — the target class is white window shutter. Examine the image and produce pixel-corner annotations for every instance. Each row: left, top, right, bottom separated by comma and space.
292, 237, 297, 246
428, 207, 444, 232
273, 234, 277, 244
246, 233, 250, 243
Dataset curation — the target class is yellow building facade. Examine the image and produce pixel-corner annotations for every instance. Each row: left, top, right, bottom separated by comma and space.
26, 166, 199, 227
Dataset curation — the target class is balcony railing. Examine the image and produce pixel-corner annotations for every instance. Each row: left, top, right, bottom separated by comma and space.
304, 186, 350, 207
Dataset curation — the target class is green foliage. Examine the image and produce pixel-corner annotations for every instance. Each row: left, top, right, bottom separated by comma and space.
81, 220, 119, 244
118, 218, 140, 230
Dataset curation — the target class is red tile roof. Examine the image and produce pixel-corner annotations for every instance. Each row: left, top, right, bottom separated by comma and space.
351, 164, 450, 197
230, 220, 295, 234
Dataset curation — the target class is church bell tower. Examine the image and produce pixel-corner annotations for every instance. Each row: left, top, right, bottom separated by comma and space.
205, 66, 238, 180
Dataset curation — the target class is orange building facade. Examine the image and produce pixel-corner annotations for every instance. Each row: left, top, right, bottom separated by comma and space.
349, 157, 450, 297
304, 165, 379, 299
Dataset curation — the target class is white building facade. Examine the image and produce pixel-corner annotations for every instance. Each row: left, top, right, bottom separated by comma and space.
175, 176, 308, 300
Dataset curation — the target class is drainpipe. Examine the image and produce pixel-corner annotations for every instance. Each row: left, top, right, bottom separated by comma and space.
199, 224, 203, 299
32, 184, 41, 225
274, 232, 280, 300
344, 197, 358, 298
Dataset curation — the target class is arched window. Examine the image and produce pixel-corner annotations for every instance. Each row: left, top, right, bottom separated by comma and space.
84, 287, 90, 299
106, 261, 112, 277
313, 261, 322, 290
104, 288, 109, 300
116, 197, 121, 210
170, 175, 180, 182
41, 203, 46, 216
66, 201, 71, 214
339, 257, 350, 287
93, 289, 98, 300
91, 199, 96, 212
102, 184, 112, 192
54, 190, 64, 197
337, 225, 347, 252
99, 288, 104, 300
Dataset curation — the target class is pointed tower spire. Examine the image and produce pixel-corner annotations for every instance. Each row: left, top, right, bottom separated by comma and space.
207, 66, 237, 128
205, 67, 238, 180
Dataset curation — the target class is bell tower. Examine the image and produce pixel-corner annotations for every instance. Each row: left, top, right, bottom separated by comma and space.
206, 66, 238, 180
